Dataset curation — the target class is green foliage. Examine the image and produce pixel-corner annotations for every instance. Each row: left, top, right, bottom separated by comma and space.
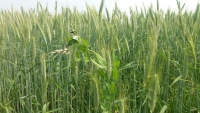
0, 0, 200, 113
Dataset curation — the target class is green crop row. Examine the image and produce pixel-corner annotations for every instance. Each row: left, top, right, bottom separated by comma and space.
0, 0, 200, 112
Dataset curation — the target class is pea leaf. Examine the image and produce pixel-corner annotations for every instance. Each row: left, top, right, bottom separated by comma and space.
67, 38, 78, 46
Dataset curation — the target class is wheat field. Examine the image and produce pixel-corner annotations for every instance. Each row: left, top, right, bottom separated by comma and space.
0, 0, 200, 113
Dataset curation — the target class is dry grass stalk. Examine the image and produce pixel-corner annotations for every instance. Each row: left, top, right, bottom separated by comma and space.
49, 47, 70, 55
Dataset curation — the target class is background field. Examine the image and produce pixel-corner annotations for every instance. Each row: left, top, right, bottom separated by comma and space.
0, 1, 200, 113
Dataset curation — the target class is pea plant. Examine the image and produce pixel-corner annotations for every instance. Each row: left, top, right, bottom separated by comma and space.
67, 28, 121, 112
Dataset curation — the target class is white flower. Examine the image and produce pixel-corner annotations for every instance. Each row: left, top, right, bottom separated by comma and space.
73, 35, 78, 40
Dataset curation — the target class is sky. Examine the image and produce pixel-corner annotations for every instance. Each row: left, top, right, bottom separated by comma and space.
0, 0, 200, 14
